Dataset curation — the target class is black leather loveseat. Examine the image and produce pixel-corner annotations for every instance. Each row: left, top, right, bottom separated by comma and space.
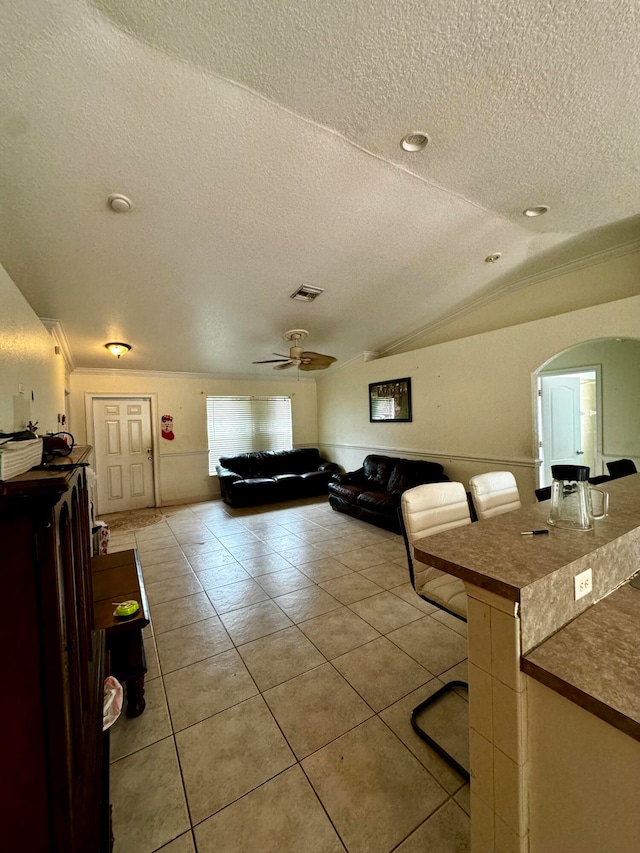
328, 454, 449, 533
216, 448, 340, 508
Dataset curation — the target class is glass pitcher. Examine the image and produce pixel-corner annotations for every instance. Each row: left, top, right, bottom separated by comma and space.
548, 465, 609, 531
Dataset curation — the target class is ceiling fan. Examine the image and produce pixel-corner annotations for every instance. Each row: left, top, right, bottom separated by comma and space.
252, 329, 337, 371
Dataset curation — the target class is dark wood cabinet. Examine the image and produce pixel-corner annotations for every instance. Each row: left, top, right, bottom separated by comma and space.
0, 447, 108, 852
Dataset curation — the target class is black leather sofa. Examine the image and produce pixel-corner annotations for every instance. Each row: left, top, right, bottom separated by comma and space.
216, 448, 340, 508
328, 454, 449, 533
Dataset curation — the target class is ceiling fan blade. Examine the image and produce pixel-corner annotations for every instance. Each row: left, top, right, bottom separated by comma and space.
299, 351, 337, 370
252, 358, 290, 364
274, 361, 294, 370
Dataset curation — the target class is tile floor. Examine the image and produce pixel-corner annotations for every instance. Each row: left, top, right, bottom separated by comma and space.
105, 496, 470, 853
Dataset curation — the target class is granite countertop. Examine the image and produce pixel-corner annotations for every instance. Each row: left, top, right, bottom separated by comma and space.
412, 474, 640, 602
522, 580, 640, 741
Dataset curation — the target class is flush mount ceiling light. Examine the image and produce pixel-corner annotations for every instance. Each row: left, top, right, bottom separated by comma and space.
105, 342, 132, 358
108, 193, 133, 213
523, 205, 549, 217
485, 253, 502, 263
400, 132, 430, 152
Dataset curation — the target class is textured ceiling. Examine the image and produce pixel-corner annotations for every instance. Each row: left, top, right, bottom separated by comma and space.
0, 0, 639, 375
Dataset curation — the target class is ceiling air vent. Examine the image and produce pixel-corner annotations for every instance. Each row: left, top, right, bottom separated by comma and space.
290, 284, 324, 302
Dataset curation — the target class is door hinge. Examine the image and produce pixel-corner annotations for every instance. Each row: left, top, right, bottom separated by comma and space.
537, 389, 542, 397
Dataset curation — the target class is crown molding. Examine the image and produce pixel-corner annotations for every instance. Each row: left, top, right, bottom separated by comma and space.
71, 366, 316, 382
40, 317, 75, 372
380, 236, 640, 356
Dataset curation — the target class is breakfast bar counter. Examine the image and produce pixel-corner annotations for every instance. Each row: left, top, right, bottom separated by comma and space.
412, 473, 640, 852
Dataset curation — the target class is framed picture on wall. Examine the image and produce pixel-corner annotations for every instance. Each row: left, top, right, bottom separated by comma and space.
369, 377, 412, 423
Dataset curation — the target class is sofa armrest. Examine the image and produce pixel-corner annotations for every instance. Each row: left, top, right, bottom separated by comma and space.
215, 465, 242, 483
318, 461, 341, 474
331, 466, 365, 485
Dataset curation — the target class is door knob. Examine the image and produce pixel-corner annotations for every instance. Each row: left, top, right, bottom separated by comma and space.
576, 451, 584, 455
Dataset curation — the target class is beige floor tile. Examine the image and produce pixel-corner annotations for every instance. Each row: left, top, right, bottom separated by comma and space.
144, 635, 160, 681
388, 616, 468, 676
219, 599, 294, 644
155, 616, 233, 673
151, 592, 217, 635
187, 549, 238, 572
310, 537, 362, 557
238, 626, 325, 691
359, 562, 409, 590
379, 682, 469, 794
396, 800, 470, 852
110, 678, 172, 761
180, 540, 228, 559
255, 532, 305, 551
140, 556, 193, 584
333, 637, 431, 712
319, 572, 383, 604
273, 586, 342, 623
195, 562, 251, 590
274, 544, 327, 565
176, 696, 295, 824
111, 737, 190, 853
145, 572, 203, 606
194, 765, 344, 853
432, 608, 468, 638
296, 555, 354, 583
164, 648, 258, 730
264, 663, 373, 759
302, 717, 447, 853
174, 530, 218, 546
205, 578, 269, 613
390, 583, 439, 614
349, 591, 425, 633
215, 530, 262, 547
254, 567, 315, 597
298, 607, 380, 659
155, 833, 195, 853
226, 541, 275, 560
335, 547, 388, 571
238, 552, 295, 576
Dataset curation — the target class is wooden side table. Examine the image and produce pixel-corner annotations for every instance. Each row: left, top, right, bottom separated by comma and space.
92, 549, 150, 717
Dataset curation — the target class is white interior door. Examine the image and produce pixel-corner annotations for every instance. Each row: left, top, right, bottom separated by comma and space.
540, 374, 583, 486
92, 398, 154, 515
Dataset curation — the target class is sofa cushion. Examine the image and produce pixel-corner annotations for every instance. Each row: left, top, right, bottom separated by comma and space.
357, 491, 401, 511
362, 455, 396, 488
329, 482, 369, 501
387, 459, 446, 494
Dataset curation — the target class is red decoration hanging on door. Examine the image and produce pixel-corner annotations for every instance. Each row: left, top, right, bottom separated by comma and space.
161, 414, 175, 440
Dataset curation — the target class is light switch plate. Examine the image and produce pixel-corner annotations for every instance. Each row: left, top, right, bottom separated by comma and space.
574, 568, 593, 600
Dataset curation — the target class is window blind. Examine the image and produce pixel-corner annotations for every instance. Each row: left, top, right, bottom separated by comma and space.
207, 396, 293, 474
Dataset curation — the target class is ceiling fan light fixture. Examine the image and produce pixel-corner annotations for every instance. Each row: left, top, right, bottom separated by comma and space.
105, 341, 132, 358
400, 132, 430, 152
523, 205, 549, 217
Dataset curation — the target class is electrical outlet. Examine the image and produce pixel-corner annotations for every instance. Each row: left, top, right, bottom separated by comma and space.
574, 568, 593, 600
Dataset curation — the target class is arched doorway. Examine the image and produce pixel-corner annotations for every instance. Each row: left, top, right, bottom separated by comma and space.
535, 337, 640, 488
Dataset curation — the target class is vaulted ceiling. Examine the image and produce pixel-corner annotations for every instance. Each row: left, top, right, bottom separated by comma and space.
1, 0, 639, 375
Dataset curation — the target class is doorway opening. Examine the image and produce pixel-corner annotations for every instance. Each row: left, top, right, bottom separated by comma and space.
537, 367, 601, 488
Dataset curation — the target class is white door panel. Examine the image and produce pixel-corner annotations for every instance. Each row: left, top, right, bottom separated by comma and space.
93, 397, 154, 514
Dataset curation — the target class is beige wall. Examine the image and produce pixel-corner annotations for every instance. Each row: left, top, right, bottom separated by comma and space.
316, 294, 640, 502
69, 371, 318, 505
0, 262, 65, 435
544, 338, 640, 464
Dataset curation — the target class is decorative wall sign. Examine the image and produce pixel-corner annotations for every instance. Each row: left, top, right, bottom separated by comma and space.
369, 378, 412, 422
161, 414, 175, 440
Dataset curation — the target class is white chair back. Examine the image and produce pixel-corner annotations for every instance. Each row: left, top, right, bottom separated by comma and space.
469, 471, 521, 521
400, 482, 471, 619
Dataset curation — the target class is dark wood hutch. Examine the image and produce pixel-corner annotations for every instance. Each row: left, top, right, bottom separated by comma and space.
0, 446, 109, 851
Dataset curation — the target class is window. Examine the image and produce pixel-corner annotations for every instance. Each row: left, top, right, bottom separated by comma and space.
206, 396, 293, 474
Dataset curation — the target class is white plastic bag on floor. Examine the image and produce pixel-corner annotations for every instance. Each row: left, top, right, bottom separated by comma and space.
103, 676, 123, 731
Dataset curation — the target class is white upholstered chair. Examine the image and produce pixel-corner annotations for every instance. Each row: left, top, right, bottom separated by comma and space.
399, 481, 471, 779
469, 471, 521, 521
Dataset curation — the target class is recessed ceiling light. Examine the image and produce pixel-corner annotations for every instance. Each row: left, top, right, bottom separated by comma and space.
523, 205, 549, 217
105, 342, 132, 358
485, 253, 502, 263
108, 193, 133, 213
400, 132, 430, 152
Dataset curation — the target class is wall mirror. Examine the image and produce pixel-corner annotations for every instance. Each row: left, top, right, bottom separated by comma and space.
369, 377, 412, 422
